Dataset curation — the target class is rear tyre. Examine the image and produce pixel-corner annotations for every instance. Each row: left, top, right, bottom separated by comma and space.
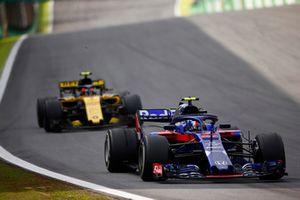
37, 98, 47, 128
104, 128, 138, 172
44, 99, 64, 133
123, 94, 142, 114
139, 135, 169, 181
122, 94, 142, 127
254, 133, 286, 180
37, 97, 55, 128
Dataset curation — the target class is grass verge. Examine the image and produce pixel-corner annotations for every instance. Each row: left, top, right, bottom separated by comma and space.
0, 159, 116, 200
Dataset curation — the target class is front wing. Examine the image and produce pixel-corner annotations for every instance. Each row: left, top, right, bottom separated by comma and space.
152, 160, 286, 180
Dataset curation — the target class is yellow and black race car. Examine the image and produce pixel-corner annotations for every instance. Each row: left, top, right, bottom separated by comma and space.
37, 72, 142, 132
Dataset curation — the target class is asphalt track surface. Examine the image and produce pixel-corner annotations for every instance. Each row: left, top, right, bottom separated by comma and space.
1, 5, 300, 200
53, 0, 174, 33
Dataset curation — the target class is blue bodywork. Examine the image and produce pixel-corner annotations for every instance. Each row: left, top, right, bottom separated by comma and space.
139, 109, 283, 179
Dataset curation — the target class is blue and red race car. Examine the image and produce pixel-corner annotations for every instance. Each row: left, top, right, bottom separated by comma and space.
104, 97, 286, 181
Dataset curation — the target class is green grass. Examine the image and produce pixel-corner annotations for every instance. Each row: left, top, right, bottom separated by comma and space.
0, 36, 19, 74
0, 160, 115, 200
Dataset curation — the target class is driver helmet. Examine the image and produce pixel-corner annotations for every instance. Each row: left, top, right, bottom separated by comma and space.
79, 72, 93, 86
185, 120, 200, 132
175, 120, 201, 132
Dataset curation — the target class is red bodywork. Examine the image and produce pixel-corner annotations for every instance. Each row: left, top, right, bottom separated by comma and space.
156, 129, 240, 143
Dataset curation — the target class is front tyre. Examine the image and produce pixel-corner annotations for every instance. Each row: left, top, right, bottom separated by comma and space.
139, 135, 169, 181
254, 133, 286, 180
104, 128, 138, 172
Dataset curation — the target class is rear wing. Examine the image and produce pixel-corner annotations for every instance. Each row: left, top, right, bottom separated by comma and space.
58, 79, 106, 97
58, 79, 106, 89
137, 109, 176, 122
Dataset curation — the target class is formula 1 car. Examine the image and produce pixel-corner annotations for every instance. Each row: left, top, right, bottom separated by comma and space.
37, 72, 142, 132
104, 97, 286, 181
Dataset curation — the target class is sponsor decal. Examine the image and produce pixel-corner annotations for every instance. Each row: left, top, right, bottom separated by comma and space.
153, 163, 163, 177
139, 109, 175, 120
59, 81, 78, 88
201, 133, 219, 139
215, 160, 228, 166
92, 80, 104, 86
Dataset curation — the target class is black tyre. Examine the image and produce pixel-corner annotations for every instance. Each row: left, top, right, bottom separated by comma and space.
254, 133, 286, 180
139, 135, 169, 181
122, 94, 142, 127
44, 99, 64, 133
104, 128, 139, 172
37, 97, 55, 128
37, 98, 47, 128
123, 94, 142, 115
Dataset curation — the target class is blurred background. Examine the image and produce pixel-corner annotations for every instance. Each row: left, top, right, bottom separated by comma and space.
1, 0, 299, 37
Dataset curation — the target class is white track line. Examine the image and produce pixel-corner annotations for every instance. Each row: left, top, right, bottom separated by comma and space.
0, 35, 28, 103
0, 147, 153, 200
0, 37, 153, 200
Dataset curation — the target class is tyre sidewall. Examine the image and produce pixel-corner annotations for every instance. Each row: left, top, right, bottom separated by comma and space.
105, 128, 139, 172
123, 94, 142, 115
255, 133, 285, 180
139, 135, 169, 181
44, 99, 63, 132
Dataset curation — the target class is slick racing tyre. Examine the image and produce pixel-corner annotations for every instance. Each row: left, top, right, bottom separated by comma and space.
139, 135, 169, 181
44, 99, 64, 133
123, 94, 142, 115
37, 98, 47, 128
122, 94, 142, 127
37, 97, 55, 128
254, 133, 286, 180
104, 128, 138, 172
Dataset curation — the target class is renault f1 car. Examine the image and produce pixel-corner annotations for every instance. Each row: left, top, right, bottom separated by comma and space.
104, 97, 286, 181
37, 72, 142, 132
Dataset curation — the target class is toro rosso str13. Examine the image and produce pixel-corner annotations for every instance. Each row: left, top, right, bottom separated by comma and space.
104, 97, 287, 181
